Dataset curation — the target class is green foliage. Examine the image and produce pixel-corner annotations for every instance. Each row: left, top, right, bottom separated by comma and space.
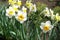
28, 2, 47, 27
53, 6, 60, 14
36, 2, 47, 13
0, 1, 60, 40
0, 2, 48, 40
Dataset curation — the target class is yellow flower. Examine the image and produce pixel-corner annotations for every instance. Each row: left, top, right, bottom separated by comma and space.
26, 1, 32, 8
55, 13, 60, 21
8, 0, 12, 3
17, 1, 22, 7
40, 21, 53, 33
15, 11, 27, 23
8, 0, 16, 5
6, 6, 15, 18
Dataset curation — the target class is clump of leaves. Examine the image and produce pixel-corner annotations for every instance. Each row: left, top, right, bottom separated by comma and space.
28, 2, 47, 26
53, 6, 60, 15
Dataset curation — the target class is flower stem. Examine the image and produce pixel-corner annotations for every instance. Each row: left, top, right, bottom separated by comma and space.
43, 33, 46, 40
36, 27, 41, 40
53, 21, 58, 26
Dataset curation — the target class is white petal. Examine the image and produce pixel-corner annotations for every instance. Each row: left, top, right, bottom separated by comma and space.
22, 6, 27, 10
45, 21, 51, 26
43, 30, 48, 33
40, 26, 43, 30
41, 22, 45, 27
56, 13, 59, 16
20, 21, 24, 23
45, 7, 49, 10
17, 11, 23, 15
6, 9, 9, 13
13, 5, 19, 8
40, 22, 45, 30
9, 6, 13, 9
50, 9, 54, 15
50, 25, 53, 30
51, 15, 55, 20
33, 4, 37, 12
23, 17, 27, 21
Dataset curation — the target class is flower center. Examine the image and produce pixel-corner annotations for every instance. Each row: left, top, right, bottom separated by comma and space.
32, 6, 34, 10
18, 14, 24, 21
44, 9, 49, 15
43, 26, 49, 31
9, 11, 14, 15
26, 3, 32, 8
14, 7, 18, 11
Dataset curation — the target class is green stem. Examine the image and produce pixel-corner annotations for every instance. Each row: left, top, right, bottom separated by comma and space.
36, 27, 41, 40
19, 24, 24, 40
53, 21, 58, 26
21, 24, 26, 40
43, 33, 46, 40
26, 10, 30, 40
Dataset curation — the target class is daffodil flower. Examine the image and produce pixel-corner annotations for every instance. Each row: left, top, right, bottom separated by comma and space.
26, 1, 32, 8
15, 11, 27, 23
43, 7, 50, 17
40, 21, 53, 33
12, 5, 19, 12
17, 0, 22, 7
22, 6, 27, 13
55, 13, 60, 21
9, 0, 16, 5
30, 4, 37, 12
50, 9, 54, 16
6, 6, 15, 18
49, 9, 55, 20
8, 0, 13, 3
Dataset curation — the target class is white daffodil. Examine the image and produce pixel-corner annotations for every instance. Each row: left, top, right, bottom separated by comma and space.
12, 5, 19, 12
22, 6, 27, 13
49, 9, 55, 20
15, 11, 27, 23
40, 21, 53, 33
30, 4, 37, 12
6, 6, 15, 18
50, 9, 54, 16
43, 7, 50, 17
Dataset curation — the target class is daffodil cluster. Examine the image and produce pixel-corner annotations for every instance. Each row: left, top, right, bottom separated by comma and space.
6, 0, 37, 23
40, 7, 60, 33
41, 7, 60, 21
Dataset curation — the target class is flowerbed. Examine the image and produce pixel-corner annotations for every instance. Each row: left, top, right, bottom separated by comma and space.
0, 0, 60, 40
